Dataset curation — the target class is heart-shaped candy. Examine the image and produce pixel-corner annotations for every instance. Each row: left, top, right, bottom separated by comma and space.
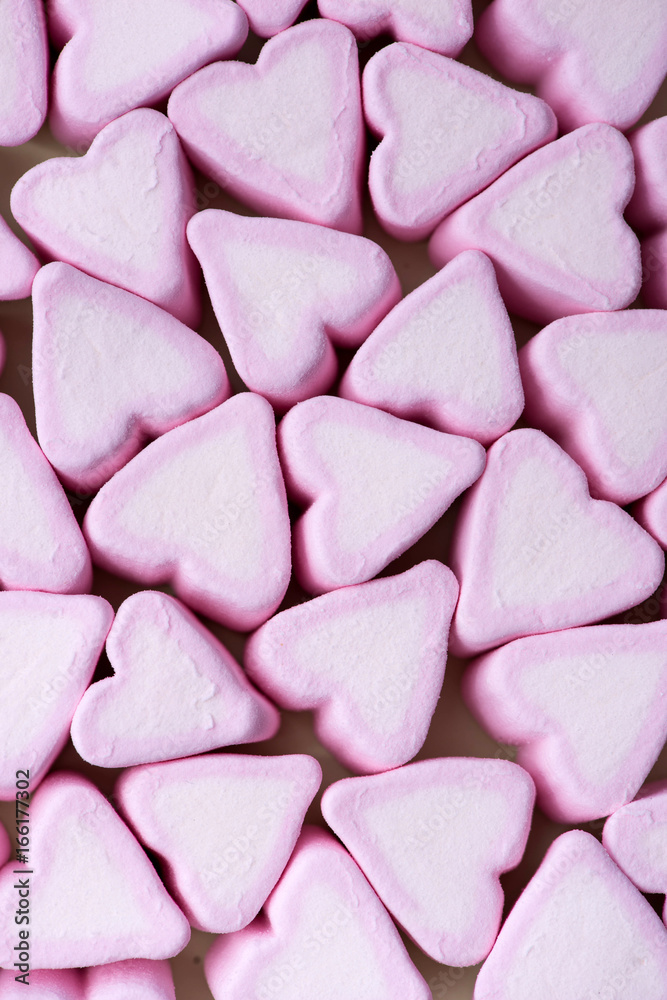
187, 209, 399, 409
278, 396, 485, 593
48, 0, 248, 148
321, 758, 535, 965
71, 590, 279, 768
32, 262, 229, 493
116, 754, 321, 933
318, 0, 473, 55
83, 393, 291, 631
11, 109, 201, 327
363, 43, 556, 240
0, 0, 47, 145
168, 20, 365, 233
236, 0, 308, 37
204, 827, 431, 1000
0, 214, 39, 300
449, 428, 664, 657
463, 621, 667, 822
0, 591, 112, 797
429, 124, 641, 324
246, 561, 457, 772
520, 310, 667, 505
0, 773, 190, 968
474, 831, 667, 1000
340, 250, 524, 444
0, 393, 92, 594
85, 960, 176, 1000
603, 779, 667, 925
476, 0, 667, 132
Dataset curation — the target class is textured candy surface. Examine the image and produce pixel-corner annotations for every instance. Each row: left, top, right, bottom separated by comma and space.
318, 0, 473, 55
0, 213, 39, 300
0, 0, 47, 145
236, 0, 308, 37
85, 960, 176, 1000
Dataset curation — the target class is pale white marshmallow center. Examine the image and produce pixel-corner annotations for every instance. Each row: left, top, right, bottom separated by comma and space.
0, 4, 20, 119
0, 425, 58, 564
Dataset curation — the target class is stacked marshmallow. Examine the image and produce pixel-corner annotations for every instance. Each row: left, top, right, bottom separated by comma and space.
0, 1, 667, 998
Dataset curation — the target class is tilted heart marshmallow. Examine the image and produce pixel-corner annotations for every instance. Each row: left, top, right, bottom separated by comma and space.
363, 42, 556, 241
340, 250, 524, 444
449, 428, 665, 657
48, 0, 248, 148
245, 561, 458, 773
0, 393, 92, 594
0, 0, 47, 145
236, 0, 308, 37
11, 109, 201, 327
187, 209, 400, 409
83, 392, 291, 631
429, 124, 641, 324
168, 20, 365, 234
116, 754, 321, 933
0, 213, 39, 300
71, 590, 279, 768
463, 621, 667, 822
318, 0, 473, 56
204, 827, 432, 1000
321, 758, 535, 965
32, 262, 229, 493
0, 773, 190, 968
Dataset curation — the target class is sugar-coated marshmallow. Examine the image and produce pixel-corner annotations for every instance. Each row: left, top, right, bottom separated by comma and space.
204, 827, 431, 1000
340, 250, 523, 445
363, 43, 556, 241
83, 393, 291, 631
116, 753, 321, 933
463, 621, 667, 823
71, 590, 279, 768
0, 213, 39, 300
0, 968, 84, 998
0, 773, 190, 968
520, 310, 667, 505
168, 20, 365, 234
0, 0, 47, 145
32, 262, 229, 493
318, 0, 473, 56
11, 109, 201, 327
236, 0, 308, 37
278, 395, 485, 593
246, 561, 458, 773
449, 428, 664, 657
187, 209, 400, 409
48, 0, 248, 149
0, 393, 92, 594
476, 0, 667, 132
321, 758, 535, 966
429, 124, 641, 324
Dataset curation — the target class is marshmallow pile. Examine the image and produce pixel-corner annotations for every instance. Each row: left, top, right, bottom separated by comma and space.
1, 1, 667, 998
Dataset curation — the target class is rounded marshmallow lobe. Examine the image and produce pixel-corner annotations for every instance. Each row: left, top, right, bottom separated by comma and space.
187, 209, 400, 409
32, 262, 230, 493
0, 214, 39, 300
321, 758, 535, 965
519, 310, 667, 505
0, 0, 47, 146
245, 561, 458, 773
11, 109, 201, 327
474, 831, 667, 1000
634, 476, 667, 550
0, 773, 190, 969
168, 20, 365, 234
116, 754, 322, 933
463, 621, 667, 823
429, 123, 641, 324
0, 393, 92, 595
0, 968, 85, 998
0, 592, 112, 798
363, 43, 557, 241
627, 117, 667, 233
84, 960, 176, 1000
47, 0, 248, 149
236, 0, 308, 37
204, 827, 432, 1000
83, 393, 291, 631
71, 591, 279, 768
449, 428, 665, 657
318, 0, 473, 56
475, 0, 667, 132
340, 250, 523, 445
278, 396, 485, 594
604, 779, 667, 923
